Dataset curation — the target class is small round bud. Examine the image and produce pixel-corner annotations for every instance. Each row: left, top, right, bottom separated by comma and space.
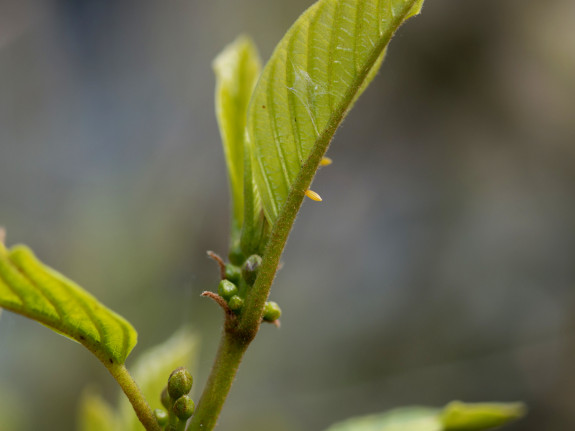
173, 395, 195, 420
218, 279, 238, 300
228, 247, 245, 266
168, 367, 193, 400
242, 254, 262, 285
161, 386, 171, 409
228, 295, 244, 311
263, 301, 281, 321
225, 264, 241, 283
154, 408, 169, 426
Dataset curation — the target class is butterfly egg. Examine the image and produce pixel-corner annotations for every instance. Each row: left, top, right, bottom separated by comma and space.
305, 189, 322, 202
320, 157, 333, 166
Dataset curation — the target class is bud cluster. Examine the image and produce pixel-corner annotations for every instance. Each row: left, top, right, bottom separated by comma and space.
156, 367, 195, 430
216, 253, 282, 322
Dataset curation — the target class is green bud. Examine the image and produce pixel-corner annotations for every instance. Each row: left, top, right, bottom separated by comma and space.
218, 279, 238, 300
161, 386, 171, 409
225, 264, 241, 283
263, 301, 281, 321
173, 395, 195, 420
228, 247, 245, 266
167, 367, 193, 400
154, 408, 169, 426
228, 295, 244, 311
242, 254, 262, 285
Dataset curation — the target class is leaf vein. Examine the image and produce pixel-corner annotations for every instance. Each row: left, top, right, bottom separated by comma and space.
266, 61, 293, 195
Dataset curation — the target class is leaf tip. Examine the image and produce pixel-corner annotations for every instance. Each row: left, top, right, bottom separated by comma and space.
441, 401, 527, 430
212, 33, 260, 76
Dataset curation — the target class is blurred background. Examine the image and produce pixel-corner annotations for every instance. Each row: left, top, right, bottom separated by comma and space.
1, 0, 574, 429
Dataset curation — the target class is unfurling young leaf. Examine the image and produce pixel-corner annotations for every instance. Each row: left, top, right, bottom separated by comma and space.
213, 36, 262, 242
0, 241, 137, 365
246, 0, 425, 224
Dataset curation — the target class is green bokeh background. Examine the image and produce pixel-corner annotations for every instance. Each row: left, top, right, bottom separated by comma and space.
1, 0, 574, 430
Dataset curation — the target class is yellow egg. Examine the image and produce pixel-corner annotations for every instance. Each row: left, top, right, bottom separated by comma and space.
305, 189, 323, 202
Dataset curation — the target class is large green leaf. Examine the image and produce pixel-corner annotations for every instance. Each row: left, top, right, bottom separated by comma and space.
246, 0, 424, 223
213, 35, 262, 234
324, 402, 526, 431
0, 242, 137, 365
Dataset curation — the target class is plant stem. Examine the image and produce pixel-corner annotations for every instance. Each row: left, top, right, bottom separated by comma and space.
187, 330, 250, 430
107, 362, 160, 431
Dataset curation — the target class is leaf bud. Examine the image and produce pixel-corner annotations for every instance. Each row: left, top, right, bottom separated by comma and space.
263, 301, 281, 321
154, 408, 169, 426
167, 367, 193, 400
173, 395, 195, 420
161, 386, 171, 409
225, 264, 241, 283
218, 279, 238, 300
228, 295, 244, 311
242, 254, 262, 285
228, 247, 245, 266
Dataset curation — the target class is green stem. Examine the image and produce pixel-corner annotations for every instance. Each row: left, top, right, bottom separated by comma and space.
187, 330, 250, 430
106, 363, 160, 431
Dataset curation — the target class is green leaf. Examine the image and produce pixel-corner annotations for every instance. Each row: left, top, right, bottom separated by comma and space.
325, 407, 442, 431
118, 328, 199, 430
246, 0, 424, 223
441, 401, 527, 431
324, 402, 526, 431
213, 35, 262, 234
0, 242, 137, 365
78, 388, 121, 431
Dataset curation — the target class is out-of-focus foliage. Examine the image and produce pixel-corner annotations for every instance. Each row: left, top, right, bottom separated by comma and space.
326, 407, 441, 431
325, 402, 525, 431
78, 388, 121, 431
